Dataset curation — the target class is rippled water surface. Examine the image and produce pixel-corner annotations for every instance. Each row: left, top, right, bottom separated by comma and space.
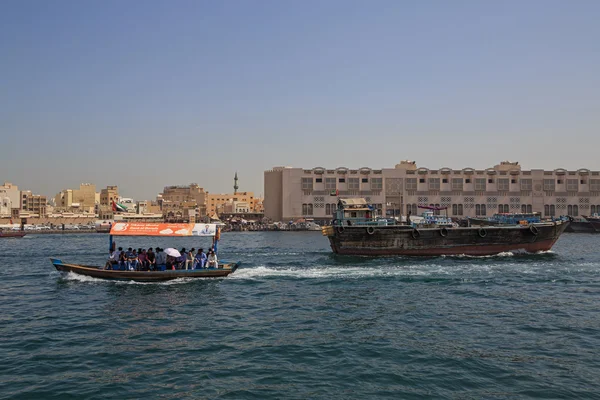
1, 232, 599, 399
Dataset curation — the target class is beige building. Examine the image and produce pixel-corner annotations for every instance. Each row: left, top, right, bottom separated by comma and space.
159, 184, 207, 220
0, 182, 21, 217
55, 183, 97, 213
20, 191, 47, 217
207, 192, 256, 216
100, 186, 119, 206
264, 161, 600, 222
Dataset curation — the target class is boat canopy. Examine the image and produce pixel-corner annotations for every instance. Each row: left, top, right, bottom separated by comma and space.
109, 222, 219, 237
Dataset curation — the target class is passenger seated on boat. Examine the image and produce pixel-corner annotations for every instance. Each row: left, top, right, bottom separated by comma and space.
138, 248, 148, 271
105, 247, 121, 270
147, 248, 156, 270
166, 255, 176, 270
176, 248, 187, 269
194, 248, 207, 269
127, 248, 138, 271
185, 248, 195, 270
118, 249, 126, 270
155, 248, 167, 271
207, 250, 218, 269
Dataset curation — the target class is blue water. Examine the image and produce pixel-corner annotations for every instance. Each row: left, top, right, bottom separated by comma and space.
1, 232, 599, 399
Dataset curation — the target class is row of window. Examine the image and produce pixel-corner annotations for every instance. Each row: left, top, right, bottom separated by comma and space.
301, 177, 382, 191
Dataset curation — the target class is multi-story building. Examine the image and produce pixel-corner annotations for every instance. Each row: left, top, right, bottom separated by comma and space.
159, 184, 207, 220
207, 192, 256, 216
55, 183, 97, 213
264, 161, 600, 223
0, 182, 21, 217
20, 191, 47, 217
100, 186, 119, 206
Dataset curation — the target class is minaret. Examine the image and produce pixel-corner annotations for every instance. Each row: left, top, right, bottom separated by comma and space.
233, 172, 239, 194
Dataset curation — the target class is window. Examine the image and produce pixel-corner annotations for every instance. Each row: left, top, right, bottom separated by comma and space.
451, 178, 463, 191
442, 178, 448, 183
566, 179, 578, 192
429, 203, 441, 215
302, 203, 313, 215
488, 179, 494, 184
361, 178, 368, 183
543, 179, 555, 191
557, 180, 562, 184
475, 204, 487, 216
567, 205, 579, 216
405, 178, 417, 191
520, 179, 532, 191
406, 203, 417, 215
419, 178, 425, 183
325, 178, 336, 190
301, 178, 313, 190
475, 179, 486, 191
428, 178, 440, 190
498, 179, 509, 191
371, 178, 383, 190
591, 179, 600, 191
338, 178, 346, 183
325, 203, 337, 215
521, 204, 532, 213
544, 204, 556, 217
465, 179, 471, 183
315, 178, 323, 183
581, 179, 586, 184
511, 179, 517, 184
452, 204, 463, 216
348, 178, 359, 190
498, 204, 509, 213
592, 205, 599, 214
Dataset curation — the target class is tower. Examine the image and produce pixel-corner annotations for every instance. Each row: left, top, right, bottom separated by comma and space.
234, 172, 239, 194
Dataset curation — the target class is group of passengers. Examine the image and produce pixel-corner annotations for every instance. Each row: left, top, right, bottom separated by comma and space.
105, 247, 218, 271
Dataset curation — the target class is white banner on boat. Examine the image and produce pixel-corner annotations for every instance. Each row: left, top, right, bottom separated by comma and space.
191, 223, 218, 236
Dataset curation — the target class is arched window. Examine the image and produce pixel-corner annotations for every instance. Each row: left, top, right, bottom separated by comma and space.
504, 204, 509, 213
527, 205, 532, 213
452, 204, 457, 215
521, 204, 527, 213
498, 204, 503, 214
573, 205, 578, 216
435, 204, 441, 216
545, 205, 550, 216
550, 205, 555, 216
458, 204, 463, 215
567, 205, 573, 215
592, 205, 596, 214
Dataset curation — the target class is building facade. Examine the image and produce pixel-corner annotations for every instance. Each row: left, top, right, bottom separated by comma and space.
0, 182, 21, 217
207, 192, 256, 216
159, 184, 207, 220
264, 161, 600, 222
20, 191, 48, 217
100, 186, 119, 206
55, 183, 97, 213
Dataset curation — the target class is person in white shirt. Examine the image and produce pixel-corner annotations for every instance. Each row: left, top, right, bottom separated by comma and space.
206, 250, 218, 268
105, 247, 122, 270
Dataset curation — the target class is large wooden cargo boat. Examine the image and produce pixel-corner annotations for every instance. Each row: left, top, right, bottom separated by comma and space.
322, 198, 569, 256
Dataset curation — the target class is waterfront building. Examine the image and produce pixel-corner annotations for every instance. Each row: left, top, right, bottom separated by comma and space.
0, 182, 21, 217
158, 184, 207, 221
54, 183, 97, 213
264, 161, 600, 223
100, 186, 119, 206
20, 191, 47, 217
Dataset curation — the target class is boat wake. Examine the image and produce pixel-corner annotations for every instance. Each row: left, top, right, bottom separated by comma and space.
60, 272, 216, 285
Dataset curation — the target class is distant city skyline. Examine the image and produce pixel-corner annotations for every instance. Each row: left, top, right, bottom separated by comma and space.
2, 0, 599, 200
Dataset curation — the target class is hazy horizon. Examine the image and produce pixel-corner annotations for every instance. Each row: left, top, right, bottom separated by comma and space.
2, 0, 599, 200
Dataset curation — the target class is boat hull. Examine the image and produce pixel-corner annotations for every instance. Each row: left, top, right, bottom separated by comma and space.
0, 231, 26, 238
50, 258, 240, 281
565, 221, 600, 233
325, 221, 569, 256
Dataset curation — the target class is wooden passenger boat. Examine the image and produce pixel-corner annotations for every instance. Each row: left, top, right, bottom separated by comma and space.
50, 258, 239, 281
50, 222, 241, 281
322, 198, 570, 256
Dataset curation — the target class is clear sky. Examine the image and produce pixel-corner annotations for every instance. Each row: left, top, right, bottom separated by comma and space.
2, 0, 599, 200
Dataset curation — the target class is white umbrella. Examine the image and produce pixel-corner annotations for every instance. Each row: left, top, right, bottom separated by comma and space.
164, 248, 181, 258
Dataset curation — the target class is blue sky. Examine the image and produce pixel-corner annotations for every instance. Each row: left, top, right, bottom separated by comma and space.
2, 0, 599, 200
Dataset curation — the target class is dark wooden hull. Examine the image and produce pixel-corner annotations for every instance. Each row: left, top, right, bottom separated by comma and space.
0, 231, 26, 238
467, 217, 505, 227
325, 221, 569, 256
50, 258, 240, 281
565, 221, 600, 233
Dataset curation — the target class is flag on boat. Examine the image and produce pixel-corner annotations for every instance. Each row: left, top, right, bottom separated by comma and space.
112, 200, 128, 212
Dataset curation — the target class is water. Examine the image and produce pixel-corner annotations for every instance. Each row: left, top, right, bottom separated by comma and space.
1, 232, 599, 399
